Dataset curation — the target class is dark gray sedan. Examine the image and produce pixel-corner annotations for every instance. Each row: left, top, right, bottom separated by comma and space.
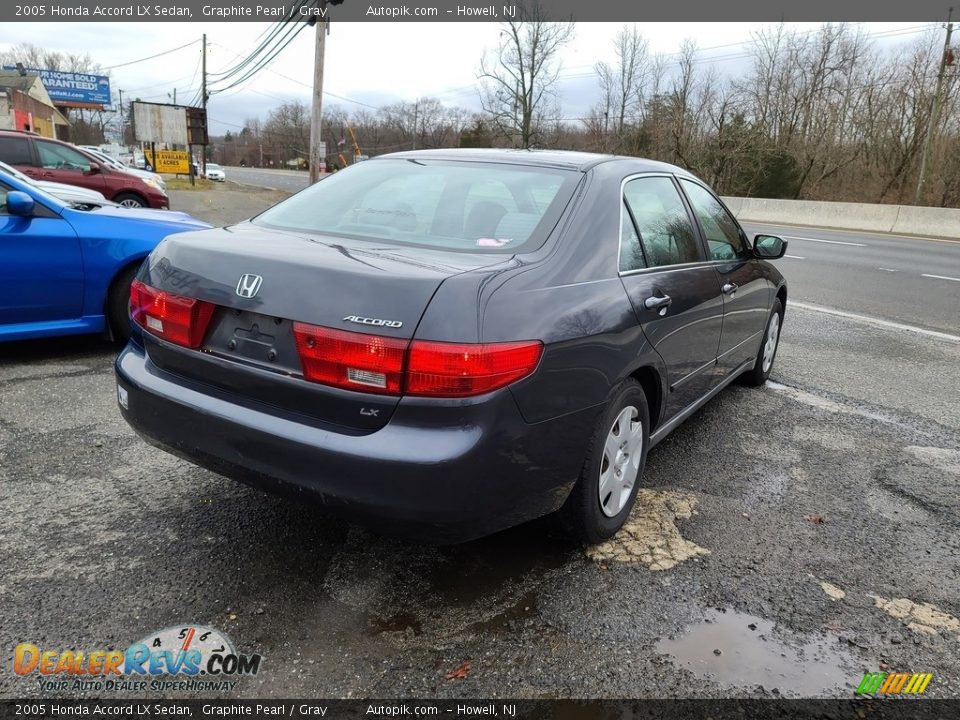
115, 149, 787, 543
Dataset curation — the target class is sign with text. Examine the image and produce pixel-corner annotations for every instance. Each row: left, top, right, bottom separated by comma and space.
2, 65, 110, 107
144, 149, 190, 174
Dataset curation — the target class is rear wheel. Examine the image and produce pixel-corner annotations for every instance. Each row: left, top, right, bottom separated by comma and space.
741, 299, 783, 387
563, 379, 649, 543
115, 192, 146, 208
107, 264, 139, 343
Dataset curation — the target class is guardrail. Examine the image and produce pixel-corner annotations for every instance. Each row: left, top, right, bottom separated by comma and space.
721, 197, 960, 240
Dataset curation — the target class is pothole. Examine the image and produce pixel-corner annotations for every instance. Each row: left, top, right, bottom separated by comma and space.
655, 609, 869, 696
586, 489, 709, 569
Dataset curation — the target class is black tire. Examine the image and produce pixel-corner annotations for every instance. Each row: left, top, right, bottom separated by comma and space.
114, 192, 147, 208
107, 264, 139, 343
740, 298, 783, 387
563, 379, 650, 544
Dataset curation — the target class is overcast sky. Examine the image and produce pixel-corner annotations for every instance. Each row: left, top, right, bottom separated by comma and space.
0, 21, 936, 135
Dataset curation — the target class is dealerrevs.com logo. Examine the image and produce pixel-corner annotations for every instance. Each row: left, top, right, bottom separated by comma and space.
14, 625, 262, 693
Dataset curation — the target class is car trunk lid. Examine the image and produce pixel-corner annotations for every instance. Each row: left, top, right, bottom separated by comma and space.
139, 223, 509, 431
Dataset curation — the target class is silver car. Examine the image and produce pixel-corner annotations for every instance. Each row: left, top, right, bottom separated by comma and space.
0, 160, 113, 205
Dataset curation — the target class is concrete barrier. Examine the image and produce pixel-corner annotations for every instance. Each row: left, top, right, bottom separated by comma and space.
720, 196, 960, 240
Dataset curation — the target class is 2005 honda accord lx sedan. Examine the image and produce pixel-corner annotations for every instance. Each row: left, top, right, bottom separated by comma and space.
115, 149, 787, 543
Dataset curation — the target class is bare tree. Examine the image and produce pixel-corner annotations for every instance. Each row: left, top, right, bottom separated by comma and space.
478, 1, 575, 148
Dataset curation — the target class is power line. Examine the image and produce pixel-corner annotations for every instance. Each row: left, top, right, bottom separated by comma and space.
102, 39, 201, 70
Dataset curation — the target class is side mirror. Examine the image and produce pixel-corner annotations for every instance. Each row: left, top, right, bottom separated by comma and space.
753, 234, 787, 259
7, 191, 35, 217
86, 162, 101, 175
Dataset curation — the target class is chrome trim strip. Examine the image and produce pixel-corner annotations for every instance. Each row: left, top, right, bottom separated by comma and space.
649, 358, 754, 448
669, 357, 717, 391
716, 330, 763, 360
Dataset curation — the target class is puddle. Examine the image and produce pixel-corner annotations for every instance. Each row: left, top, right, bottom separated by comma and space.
655, 609, 866, 697
587, 489, 709, 569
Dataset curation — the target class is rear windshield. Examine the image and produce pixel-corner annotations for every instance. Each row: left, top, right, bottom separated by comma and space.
252, 159, 580, 253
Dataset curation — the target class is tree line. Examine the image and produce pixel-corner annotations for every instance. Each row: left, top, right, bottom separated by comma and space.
219, 20, 959, 207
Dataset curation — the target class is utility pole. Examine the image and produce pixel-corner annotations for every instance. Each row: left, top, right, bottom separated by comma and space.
309, 2, 328, 184
915, 7, 954, 205
201, 32, 208, 177
118, 88, 124, 144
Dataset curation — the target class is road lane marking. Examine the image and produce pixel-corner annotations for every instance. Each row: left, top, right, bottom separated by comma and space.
783, 236, 867, 247
790, 302, 960, 343
922, 273, 960, 283
878, 268, 899, 272
784, 254, 806, 259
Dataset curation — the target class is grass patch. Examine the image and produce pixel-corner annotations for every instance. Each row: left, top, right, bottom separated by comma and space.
164, 177, 216, 191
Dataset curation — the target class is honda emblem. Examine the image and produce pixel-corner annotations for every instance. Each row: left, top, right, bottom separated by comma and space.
236, 274, 263, 298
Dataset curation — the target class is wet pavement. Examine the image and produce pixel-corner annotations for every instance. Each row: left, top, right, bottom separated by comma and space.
1, 188, 958, 699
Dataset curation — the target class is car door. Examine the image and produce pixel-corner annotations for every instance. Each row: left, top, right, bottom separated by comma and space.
0, 180, 83, 326
618, 175, 724, 418
679, 179, 770, 378
34, 139, 108, 195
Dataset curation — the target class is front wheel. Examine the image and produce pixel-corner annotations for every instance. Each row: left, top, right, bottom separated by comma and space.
115, 192, 147, 208
563, 379, 649, 543
741, 298, 783, 387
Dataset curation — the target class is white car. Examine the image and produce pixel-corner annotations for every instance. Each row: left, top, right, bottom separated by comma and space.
79, 146, 167, 193
205, 163, 226, 182
0, 159, 114, 205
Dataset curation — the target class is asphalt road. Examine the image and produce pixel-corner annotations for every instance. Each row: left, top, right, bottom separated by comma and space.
225, 166, 312, 194
1, 185, 958, 700
741, 222, 960, 335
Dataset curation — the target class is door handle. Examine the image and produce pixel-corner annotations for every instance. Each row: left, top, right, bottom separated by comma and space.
644, 294, 672, 311
722, 283, 738, 295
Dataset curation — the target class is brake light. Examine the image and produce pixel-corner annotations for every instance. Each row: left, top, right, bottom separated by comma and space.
292, 323, 543, 398
130, 280, 215, 348
293, 323, 407, 395
406, 340, 543, 397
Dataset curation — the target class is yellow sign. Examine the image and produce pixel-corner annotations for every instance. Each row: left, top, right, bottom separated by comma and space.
144, 149, 190, 174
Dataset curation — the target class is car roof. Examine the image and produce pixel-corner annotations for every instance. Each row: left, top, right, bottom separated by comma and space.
377, 147, 693, 175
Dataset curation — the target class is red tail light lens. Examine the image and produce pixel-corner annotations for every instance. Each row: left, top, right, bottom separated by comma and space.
406, 340, 543, 397
292, 323, 543, 398
130, 280, 215, 349
293, 323, 407, 395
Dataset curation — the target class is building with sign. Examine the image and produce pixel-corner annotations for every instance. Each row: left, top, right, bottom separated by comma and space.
0, 69, 70, 139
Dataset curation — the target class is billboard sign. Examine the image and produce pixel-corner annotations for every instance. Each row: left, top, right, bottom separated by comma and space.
144, 149, 190, 174
133, 101, 188, 145
3, 65, 111, 107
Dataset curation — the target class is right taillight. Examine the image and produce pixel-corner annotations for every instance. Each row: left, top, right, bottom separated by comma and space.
291, 322, 542, 398
406, 340, 543, 397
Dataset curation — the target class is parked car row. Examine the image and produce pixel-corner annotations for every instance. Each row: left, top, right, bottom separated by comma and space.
0, 155, 210, 343
0, 130, 170, 209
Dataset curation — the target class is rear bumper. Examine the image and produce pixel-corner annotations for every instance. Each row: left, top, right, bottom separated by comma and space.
115, 343, 599, 542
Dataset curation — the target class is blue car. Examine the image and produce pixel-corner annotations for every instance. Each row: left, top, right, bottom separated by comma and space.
0, 170, 210, 342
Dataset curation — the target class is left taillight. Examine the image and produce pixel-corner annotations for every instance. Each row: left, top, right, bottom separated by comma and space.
130, 279, 215, 349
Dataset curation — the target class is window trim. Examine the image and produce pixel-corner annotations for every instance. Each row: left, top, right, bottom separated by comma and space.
617, 172, 710, 277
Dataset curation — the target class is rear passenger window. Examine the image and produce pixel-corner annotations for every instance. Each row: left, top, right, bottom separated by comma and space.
623, 177, 701, 268
0, 136, 33, 166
